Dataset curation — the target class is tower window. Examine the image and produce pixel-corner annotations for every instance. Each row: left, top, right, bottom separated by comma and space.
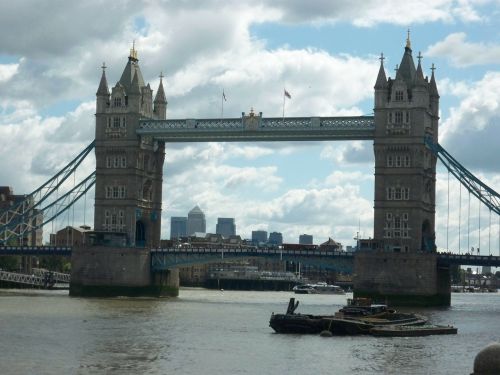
404, 187, 410, 200
386, 187, 394, 200
404, 155, 411, 167
395, 155, 402, 167
114, 97, 122, 107
387, 187, 410, 200
387, 155, 393, 167
395, 112, 403, 124
395, 91, 404, 101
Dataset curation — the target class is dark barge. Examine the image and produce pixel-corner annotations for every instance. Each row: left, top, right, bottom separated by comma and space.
269, 298, 427, 335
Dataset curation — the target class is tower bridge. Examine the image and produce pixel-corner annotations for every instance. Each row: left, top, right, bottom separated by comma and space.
1, 37, 499, 305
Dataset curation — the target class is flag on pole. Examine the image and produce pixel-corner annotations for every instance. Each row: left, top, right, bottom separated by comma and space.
222, 90, 227, 101
284, 89, 291, 99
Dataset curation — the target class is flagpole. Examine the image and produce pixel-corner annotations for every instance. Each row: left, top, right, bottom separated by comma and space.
221, 90, 224, 118
282, 89, 286, 121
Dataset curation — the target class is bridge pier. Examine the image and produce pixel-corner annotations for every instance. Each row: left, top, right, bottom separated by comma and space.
69, 247, 179, 297
353, 252, 450, 307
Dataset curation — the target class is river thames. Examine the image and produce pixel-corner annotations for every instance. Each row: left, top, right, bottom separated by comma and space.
0, 288, 498, 374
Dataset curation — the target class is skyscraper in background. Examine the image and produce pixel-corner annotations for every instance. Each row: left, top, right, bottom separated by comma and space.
252, 230, 268, 245
170, 217, 187, 239
216, 218, 236, 238
187, 206, 206, 235
299, 234, 313, 245
268, 232, 283, 245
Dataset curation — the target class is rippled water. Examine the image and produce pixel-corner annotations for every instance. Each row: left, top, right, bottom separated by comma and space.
0, 288, 498, 374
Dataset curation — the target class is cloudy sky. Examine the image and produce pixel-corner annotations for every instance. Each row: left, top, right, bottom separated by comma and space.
0, 0, 499, 254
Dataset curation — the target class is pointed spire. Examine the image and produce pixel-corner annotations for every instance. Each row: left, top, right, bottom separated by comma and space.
415, 51, 425, 83
96, 62, 109, 96
430, 63, 439, 96
154, 72, 167, 104
130, 69, 141, 95
406, 28, 411, 50
397, 31, 416, 84
374, 53, 387, 89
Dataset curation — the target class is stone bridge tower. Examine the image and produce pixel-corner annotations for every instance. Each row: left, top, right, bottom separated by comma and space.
94, 47, 167, 247
373, 35, 439, 253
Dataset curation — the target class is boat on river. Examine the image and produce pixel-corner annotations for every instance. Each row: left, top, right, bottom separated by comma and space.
292, 284, 317, 294
292, 282, 345, 295
269, 298, 427, 335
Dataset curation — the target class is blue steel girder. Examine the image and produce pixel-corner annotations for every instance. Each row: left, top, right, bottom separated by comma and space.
0, 141, 95, 244
138, 115, 375, 142
425, 137, 500, 215
437, 253, 500, 267
0, 172, 96, 244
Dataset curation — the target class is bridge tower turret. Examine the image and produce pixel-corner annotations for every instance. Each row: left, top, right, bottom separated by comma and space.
154, 74, 167, 120
373, 34, 439, 253
96, 63, 109, 113
93, 46, 166, 247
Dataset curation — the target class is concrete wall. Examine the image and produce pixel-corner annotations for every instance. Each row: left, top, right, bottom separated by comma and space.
70, 246, 178, 297
353, 251, 450, 306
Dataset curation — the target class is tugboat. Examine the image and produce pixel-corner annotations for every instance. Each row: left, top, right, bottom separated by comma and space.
269, 297, 426, 335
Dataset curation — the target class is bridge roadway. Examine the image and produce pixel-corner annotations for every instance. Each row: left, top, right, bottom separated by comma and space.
137, 115, 375, 142
1, 246, 499, 269
151, 247, 356, 273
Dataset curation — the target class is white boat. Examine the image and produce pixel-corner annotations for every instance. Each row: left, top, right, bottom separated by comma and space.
293, 284, 317, 294
312, 282, 345, 295
293, 282, 345, 295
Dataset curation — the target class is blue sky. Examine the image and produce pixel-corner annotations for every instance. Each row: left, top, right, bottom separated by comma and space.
0, 0, 499, 255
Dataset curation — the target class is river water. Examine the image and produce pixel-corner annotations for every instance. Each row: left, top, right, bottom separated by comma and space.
0, 288, 498, 374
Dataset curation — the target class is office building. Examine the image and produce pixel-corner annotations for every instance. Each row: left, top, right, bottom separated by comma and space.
187, 205, 206, 235
252, 230, 268, 244
299, 234, 313, 245
268, 232, 283, 245
216, 218, 236, 238
170, 217, 187, 239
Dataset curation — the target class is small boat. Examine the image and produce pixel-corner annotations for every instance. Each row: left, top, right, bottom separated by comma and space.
370, 324, 457, 337
312, 282, 345, 295
292, 282, 345, 295
292, 284, 317, 294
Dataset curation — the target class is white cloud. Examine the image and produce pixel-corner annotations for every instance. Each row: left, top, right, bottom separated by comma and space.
264, 0, 486, 26
426, 32, 500, 67
440, 72, 500, 172
0, 63, 19, 82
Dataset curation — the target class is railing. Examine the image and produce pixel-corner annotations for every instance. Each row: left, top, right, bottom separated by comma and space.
32, 268, 70, 283
151, 247, 355, 258
0, 270, 55, 288
0, 246, 72, 256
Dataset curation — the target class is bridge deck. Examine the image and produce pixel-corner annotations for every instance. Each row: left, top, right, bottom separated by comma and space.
138, 116, 375, 142
1, 246, 498, 267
